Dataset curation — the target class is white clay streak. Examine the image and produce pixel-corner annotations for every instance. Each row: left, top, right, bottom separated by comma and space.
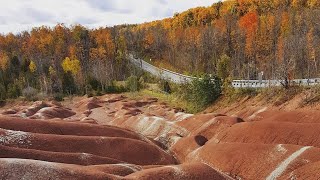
266, 146, 311, 180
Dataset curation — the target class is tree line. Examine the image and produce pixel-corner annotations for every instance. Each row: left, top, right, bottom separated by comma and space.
121, 0, 320, 83
0, 24, 130, 100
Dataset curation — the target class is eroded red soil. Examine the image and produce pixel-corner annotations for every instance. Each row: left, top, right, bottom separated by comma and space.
1, 94, 320, 179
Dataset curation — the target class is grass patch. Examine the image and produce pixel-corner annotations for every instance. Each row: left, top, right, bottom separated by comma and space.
261, 86, 303, 106
126, 89, 197, 113
221, 87, 260, 104
300, 85, 320, 106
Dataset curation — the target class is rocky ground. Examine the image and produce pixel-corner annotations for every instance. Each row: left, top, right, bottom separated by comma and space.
0, 94, 320, 179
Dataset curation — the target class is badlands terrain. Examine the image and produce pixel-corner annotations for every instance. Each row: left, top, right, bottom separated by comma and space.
0, 94, 320, 179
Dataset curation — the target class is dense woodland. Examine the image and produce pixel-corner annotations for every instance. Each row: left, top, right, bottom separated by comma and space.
127, 0, 320, 81
0, 25, 129, 99
0, 0, 319, 99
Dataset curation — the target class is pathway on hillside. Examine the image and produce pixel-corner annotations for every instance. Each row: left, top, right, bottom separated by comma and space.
128, 54, 196, 84
128, 54, 320, 88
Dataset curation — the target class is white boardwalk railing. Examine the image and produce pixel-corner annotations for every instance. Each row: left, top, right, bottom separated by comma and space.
232, 79, 320, 88
128, 54, 320, 88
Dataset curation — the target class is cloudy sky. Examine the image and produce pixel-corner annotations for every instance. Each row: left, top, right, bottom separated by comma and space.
0, 0, 219, 34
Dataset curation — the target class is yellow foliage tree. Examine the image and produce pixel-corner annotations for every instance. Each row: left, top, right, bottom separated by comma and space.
307, 0, 320, 7
280, 12, 290, 37
143, 31, 155, 50
292, 0, 307, 8
61, 57, 81, 75
29, 60, 37, 73
0, 52, 9, 70
49, 66, 56, 76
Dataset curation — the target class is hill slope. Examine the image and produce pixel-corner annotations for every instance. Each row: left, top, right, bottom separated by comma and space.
1, 94, 320, 179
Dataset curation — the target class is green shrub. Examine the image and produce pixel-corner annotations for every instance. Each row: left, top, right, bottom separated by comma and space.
179, 74, 222, 111
139, 76, 146, 89
87, 76, 101, 91
96, 90, 103, 96
62, 72, 77, 95
126, 75, 141, 92
105, 86, 117, 93
217, 54, 231, 80
222, 77, 235, 96
0, 83, 6, 100
87, 91, 94, 98
85, 84, 93, 96
115, 85, 127, 93
53, 93, 64, 101
235, 88, 259, 97
22, 86, 37, 101
159, 79, 171, 93
104, 81, 127, 94
141, 72, 158, 83
7, 83, 21, 99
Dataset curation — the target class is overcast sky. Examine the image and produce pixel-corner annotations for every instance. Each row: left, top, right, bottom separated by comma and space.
0, 0, 219, 34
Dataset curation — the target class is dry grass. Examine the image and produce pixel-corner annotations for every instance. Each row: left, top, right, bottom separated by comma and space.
206, 86, 307, 112
126, 89, 196, 113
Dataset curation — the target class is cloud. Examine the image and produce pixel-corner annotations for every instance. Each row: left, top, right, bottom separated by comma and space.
158, 0, 168, 5
85, 0, 133, 14
74, 16, 99, 25
149, 6, 174, 18
22, 8, 55, 24
0, 0, 219, 34
0, 16, 8, 25
164, 8, 175, 17
85, 0, 115, 11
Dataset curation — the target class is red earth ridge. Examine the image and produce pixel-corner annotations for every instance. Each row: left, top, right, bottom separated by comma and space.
0, 94, 319, 179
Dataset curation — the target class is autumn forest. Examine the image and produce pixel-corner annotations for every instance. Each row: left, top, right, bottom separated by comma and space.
0, 0, 319, 100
